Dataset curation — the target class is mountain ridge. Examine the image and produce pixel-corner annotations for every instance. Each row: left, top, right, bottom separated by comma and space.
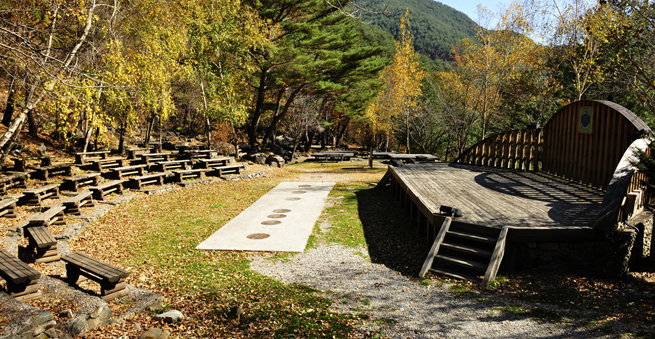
356, 0, 481, 67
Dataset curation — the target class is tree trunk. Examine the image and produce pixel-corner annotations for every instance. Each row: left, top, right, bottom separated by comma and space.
94, 127, 100, 151
0, 120, 24, 170
83, 116, 92, 153
248, 68, 269, 148
27, 109, 38, 138
405, 111, 410, 154
335, 117, 350, 147
145, 113, 156, 147
304, 130, 315, 153
262, 85, 304, 147
2, 81, 16, 127
118, 121, 125, 154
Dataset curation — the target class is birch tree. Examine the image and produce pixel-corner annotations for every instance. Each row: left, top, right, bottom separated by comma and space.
0, 0, 118, 156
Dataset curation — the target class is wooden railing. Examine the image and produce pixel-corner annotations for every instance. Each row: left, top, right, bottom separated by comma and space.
594, 139, 650, 236
455, 129, 543, 171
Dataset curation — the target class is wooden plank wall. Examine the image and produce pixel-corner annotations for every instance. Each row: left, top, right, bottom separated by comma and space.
456, 129, 542, 171
541, 100, 646, 190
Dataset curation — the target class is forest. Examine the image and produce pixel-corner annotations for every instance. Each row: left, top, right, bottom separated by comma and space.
1, 0, 655, 164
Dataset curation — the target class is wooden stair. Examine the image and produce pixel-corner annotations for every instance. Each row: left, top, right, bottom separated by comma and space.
419, 217, 508, 285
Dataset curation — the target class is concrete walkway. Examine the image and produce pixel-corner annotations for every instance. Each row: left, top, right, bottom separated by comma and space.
196, 182, 335, 252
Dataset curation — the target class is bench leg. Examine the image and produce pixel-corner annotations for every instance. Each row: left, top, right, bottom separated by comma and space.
101, 278, 128, 300
7, 280, 41, 301
65, 264, 81, 285
35, 245, 59, 263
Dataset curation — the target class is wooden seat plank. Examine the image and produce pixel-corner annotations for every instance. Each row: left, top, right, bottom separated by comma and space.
25, 226, 57, 248
62, 253, 128, 282
0, 249, 41, 284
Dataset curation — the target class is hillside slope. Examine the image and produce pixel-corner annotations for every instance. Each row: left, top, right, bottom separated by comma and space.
356, 0, 480, 64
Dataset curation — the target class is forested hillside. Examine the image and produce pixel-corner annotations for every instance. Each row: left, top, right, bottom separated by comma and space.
356, 0, 480, 64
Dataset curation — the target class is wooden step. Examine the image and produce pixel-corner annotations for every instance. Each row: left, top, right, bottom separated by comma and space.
447, 230, 497, 244
428, 267, 482, 283
440, 242, 492, 257
435, 254, 487, 271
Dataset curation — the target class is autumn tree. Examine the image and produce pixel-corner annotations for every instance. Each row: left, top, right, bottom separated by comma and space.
0, 0, 118, 160
182, 0, 265, 150
449, 3, 543, 140
366, 9, 425, 153
544, 0, 626, 101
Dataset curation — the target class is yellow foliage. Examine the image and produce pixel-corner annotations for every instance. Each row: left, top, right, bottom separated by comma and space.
365, 9, 425, 142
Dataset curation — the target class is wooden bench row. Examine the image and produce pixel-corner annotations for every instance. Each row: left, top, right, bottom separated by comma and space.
0, 249, 130, 302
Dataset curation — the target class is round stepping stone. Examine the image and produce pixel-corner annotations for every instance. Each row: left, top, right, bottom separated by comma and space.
267, 214, 286, 219
292, 191, 307, 194
247, 233, 270, 240
261, 220, 281, 225
285, 197, 300, 201
273, 209, 291, 213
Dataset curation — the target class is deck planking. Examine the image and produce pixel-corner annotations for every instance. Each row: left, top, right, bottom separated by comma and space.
391, 163, 603, 229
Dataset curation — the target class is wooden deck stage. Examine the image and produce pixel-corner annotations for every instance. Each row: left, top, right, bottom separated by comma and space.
388, 163, 605, 242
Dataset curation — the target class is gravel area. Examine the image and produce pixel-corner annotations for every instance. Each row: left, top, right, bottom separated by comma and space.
251, 244, 616, 338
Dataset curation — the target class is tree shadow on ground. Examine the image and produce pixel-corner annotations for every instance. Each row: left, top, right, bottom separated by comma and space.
355, 186, 428, 277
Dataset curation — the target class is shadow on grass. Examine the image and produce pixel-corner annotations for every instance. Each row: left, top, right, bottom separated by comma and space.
355, 186, 428, 277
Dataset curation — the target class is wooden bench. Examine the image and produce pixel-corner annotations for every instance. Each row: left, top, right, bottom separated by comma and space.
91, 158, 127, 171
129, 173, 166, 190
173, 169, 207, 182
27, 206, 66, 227
0, 249, 42, 301
62, 191, 95, 215
196, 157, 231, 169
126, 147, 150, 160
12, 156, 52, 172
75, 151, 110, 164
0, 172, 28, 195
21, 183, 60, 205
32, 163, 75, 181
107, 164, 147, 180
156, 159, 190, 171
0, 198, 17, 218
62, 252, 130, 301
24, 226, 59, 263
138, 153, 172, 164
212, 164, 244, 176
89, 180, 125, 200
62, 172, 101, 191
181, 149, 217, 160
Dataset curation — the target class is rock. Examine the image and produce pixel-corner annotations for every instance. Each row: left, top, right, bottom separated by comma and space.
154, 309, 185, 324
244, 152, 267, 164
140, 328, 164, 339
37, 143, 47, 155
86, 305, 112, 328
44, 327, 57, 337
265, 154, 285, 168
134, 324, 142, 331
70, 317, 88, 335
59, 309, 74, 318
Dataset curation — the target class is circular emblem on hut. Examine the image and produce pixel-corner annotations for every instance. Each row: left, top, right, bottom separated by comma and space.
581, 112, 591, 129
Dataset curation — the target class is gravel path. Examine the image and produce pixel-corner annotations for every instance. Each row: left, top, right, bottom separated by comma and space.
249, 164, 613, 338
251, 245, 614, 338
